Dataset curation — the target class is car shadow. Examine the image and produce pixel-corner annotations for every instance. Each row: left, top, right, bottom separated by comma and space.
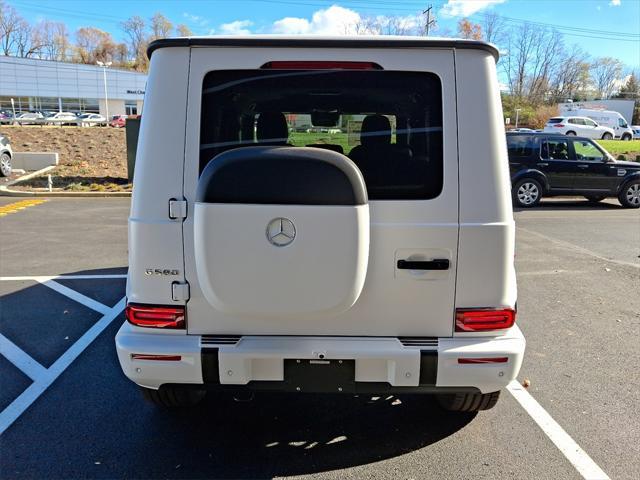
514, 198, 623, 212
139, 392, 476, 478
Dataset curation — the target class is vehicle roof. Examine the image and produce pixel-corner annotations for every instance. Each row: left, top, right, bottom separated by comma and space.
147, 35, 499, 61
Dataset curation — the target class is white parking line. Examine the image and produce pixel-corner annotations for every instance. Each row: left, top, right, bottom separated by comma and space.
0, 297, 126, 436
42, 279, 112, 315
0, 333, 47, 381
0, 274, 127, 281
507, 380, 610, 480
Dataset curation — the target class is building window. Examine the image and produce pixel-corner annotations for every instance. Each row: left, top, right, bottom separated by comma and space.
125, 101, 137, 116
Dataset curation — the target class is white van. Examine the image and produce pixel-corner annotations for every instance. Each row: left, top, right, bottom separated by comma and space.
115, 36, 525, 413
567, 108, 633, 140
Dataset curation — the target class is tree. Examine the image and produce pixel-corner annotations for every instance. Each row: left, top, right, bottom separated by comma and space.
482, 12, 505, 45
75, 27, 116, 64
591, 57, 624, 99
549, 45, 590, 102
614, 72, 640, 123
150, 12, 172, 41
33, 20, 69, 60
0, 2, 42, 57
175, 24, 192, 37
121, 15, 148, 71
457, 19, 482, 40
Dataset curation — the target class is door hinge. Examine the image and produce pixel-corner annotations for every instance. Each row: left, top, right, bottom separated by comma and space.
168, 199, 187, 220
172, 281, 190, 301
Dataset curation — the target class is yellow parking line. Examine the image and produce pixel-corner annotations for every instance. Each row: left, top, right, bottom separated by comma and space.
0, 199, 47, 217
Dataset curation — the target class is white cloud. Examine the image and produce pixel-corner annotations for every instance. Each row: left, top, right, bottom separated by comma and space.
440, 0, 507, 18
183, 13, 209, 27
609, 0, 621, 6
219, 20, 253, 35
272, 5, 362, 35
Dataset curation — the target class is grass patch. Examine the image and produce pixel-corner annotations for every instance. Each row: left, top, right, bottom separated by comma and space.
598, 140, 640, 160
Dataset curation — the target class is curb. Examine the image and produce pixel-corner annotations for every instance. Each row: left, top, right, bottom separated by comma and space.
0, 165, 132, 197
0, 186, 132, 197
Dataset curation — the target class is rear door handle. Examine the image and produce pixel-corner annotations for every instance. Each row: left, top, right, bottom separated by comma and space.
397, 259, 450, 270
537, 162, 548, 167
577, 164, 589, 169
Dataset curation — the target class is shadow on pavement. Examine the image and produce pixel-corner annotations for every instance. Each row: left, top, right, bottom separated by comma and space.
136, 392, 476, 478
514, 198, 623, 212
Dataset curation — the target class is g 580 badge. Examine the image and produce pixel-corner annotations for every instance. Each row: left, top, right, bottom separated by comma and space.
145, 268, 180, 276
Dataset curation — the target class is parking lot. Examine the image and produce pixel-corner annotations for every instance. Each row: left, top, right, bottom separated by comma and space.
0, 196, 638, 479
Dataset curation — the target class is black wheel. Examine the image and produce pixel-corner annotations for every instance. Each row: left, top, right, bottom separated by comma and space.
513, 178, 542, 208
601, 132, 613, 140
0, 152, 11, 177
565, 131, 576, 136
585, 195, 606, 203
621, 133, 632, 141
437, 391, 501, 412
618, 181, 640, 209
140, 386, 206, 407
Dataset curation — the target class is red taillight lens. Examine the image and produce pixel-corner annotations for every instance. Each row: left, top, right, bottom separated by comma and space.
455, 308, 515, 332
131, 354, 182, 361
261, 61, 382, 70
458, 357, 509, 364
126, 304, 185, 329
553, 124, 565, 127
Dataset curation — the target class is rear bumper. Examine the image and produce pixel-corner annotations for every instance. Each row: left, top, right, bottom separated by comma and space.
115, 323, 525, 394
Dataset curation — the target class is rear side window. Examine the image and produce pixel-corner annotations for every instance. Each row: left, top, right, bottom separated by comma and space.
199, 69, 443, 200
507, 135, 537, 160
541, 139, 572, 160
547, 118, 564, 124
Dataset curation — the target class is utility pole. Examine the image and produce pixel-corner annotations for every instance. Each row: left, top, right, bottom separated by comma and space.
423, 4, 436, 36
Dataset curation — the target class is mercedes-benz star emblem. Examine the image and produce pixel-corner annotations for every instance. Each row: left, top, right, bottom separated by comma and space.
266, 217, 296, 247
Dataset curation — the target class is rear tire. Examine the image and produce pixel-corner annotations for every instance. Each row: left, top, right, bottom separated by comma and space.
437, 391, 501, 412
601, 132, 613, 140
618, 181, 640, 209
513, 178, 542, 208
585, 195, 606, 203
565, 131, 576, 136
140, 386, 207, 407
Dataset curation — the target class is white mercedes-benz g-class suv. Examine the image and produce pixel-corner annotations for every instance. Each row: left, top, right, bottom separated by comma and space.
116, 36, 525, 412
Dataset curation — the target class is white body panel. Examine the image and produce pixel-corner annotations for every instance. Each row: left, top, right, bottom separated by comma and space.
116, 322, 525, 393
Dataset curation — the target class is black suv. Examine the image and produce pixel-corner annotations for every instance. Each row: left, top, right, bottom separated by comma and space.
507, 133, 640, 208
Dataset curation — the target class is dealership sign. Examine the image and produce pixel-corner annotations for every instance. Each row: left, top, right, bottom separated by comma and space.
126, 89, 145, 95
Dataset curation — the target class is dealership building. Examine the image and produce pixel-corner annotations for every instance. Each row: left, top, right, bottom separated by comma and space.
0, 55, 146, 118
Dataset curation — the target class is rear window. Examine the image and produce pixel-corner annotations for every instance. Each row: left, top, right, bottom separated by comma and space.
507, 135, 538, 159
200, 69, 443, 200
547, 118, 564, 124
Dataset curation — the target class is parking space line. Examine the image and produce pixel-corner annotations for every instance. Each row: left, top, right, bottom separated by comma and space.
0, 333, 48, 381
518, 227, 640, 269
0, 297, 126, 436
507, 380, 609, 480
0, 274, 127, 281
41, 279, 112, 315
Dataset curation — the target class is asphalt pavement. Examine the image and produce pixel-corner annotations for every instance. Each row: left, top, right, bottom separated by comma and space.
0, 197, 638, 480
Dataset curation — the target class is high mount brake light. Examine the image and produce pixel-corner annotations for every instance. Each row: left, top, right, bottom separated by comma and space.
261, 61, 382, 70
126, 304, 185, 329
455, 308, 516, 332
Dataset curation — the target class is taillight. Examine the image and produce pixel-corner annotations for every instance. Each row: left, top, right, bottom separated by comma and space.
261, 61, 382, 70
125, 304, 185, 329
131, 354, 182, 361
458, 357, 509, 364
553, 124, 565, 128
455, 308, 515, 332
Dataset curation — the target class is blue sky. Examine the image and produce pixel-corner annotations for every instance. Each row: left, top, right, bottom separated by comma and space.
8, 0, 640, 68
